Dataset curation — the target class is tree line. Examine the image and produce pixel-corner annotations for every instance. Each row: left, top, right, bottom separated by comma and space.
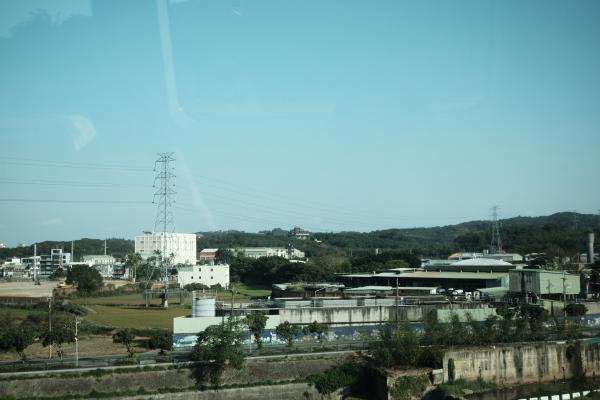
216, 249, 420, 285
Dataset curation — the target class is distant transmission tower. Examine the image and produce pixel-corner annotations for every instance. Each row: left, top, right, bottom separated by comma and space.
490, 206, 503, 254
152, 152, 176, 308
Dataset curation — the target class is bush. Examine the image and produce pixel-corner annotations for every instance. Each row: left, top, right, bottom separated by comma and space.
148, 330, 172, 354
307, 363, 359, 394
389, 375, 429, 400
447, 358, 455, 383
439, 377, 496, 396
565, 303, 587, 317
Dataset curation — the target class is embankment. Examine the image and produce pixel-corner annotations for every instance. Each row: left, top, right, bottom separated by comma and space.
0, 353, 345, 399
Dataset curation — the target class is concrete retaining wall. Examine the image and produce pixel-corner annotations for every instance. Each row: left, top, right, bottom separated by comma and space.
443, 341, 600, 385
89, 383, 333, 400
279, 303, 487, 325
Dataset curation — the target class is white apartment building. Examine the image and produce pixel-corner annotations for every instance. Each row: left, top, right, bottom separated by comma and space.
176, 264, 229, 288
134, 232, 197, 265
40, 249, 71, 276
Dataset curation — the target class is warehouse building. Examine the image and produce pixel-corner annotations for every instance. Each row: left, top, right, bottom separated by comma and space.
509, 269, 580, 300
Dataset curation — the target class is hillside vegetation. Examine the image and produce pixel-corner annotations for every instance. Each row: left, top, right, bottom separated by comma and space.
199, 212, 600, 258
1, 212, 598, 261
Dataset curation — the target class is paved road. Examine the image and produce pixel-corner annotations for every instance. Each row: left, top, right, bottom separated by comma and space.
0, 349, 354, 378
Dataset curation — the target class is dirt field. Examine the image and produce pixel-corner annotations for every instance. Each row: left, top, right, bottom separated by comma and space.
0, 279, 130, 299
0, 280, 56, 298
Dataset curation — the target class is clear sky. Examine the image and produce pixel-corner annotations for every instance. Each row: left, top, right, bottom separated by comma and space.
0, 0, 599, 246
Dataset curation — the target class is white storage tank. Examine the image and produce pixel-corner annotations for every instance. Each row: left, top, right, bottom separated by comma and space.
192, 297, 216, 317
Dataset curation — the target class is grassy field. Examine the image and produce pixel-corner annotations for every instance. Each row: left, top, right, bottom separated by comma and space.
84, 304, 189, 330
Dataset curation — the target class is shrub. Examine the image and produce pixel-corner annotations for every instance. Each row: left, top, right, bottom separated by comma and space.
389, 375, 429, 400
307, 363, 359, 394
447, 358, 455, 383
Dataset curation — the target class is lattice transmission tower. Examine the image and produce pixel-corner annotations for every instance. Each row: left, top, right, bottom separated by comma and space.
152, 152, 176, 307
490, 206, 503, 254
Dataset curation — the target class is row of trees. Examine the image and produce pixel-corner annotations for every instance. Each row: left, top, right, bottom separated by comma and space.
185, 301, 590, 387
0, 305, 82, 361
190, 316, 329, 386
371, 304, 588, 370
218, 250, 420, 285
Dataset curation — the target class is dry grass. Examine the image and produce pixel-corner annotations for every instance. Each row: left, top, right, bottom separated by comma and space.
0, 334, 147, 361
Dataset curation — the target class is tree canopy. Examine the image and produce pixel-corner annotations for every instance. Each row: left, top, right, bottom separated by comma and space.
66, 264, 103, 294
191, 320, 245, 386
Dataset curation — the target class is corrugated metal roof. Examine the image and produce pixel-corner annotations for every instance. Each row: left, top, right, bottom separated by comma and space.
452, 258, 513, 267
397, 271, 507, 279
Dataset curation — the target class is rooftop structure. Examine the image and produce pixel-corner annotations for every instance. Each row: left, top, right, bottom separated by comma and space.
176, 263, 229, 289
198, 248, 219, 263
290, 226, 310, 240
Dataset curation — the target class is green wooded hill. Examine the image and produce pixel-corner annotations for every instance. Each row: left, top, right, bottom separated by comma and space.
1, 212, 598, 262
0, 238, 134, 261
198, 212, 600, 258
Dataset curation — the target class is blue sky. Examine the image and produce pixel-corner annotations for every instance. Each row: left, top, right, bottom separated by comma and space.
0, 0, 599, 246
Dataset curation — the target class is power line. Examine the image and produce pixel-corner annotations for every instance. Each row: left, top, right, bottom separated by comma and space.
0, 178, 147, 188
0, 198, 149, 204
0, 156, 482, 227
0, 157, 149, 172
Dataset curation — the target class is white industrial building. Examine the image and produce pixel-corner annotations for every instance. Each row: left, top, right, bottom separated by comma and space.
82, 255, 116, 266
176, 264, 229, 288
230, 247, 305, 260
134, 232, 197, 265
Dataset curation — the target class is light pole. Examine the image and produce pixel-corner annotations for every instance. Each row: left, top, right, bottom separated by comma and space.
395, 277, 399, 327
48, 297, 53, 359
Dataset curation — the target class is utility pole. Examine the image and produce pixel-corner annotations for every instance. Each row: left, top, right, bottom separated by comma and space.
231, 284, 235, 319
562, 270, 567, 320
71, 240, 74, 262
395, 277, 399, 327
48, 297, 52, 359
75, 316, 80, 368
33, 243, 38, 284
104, 239, 107, 256
153, 153, 176, 309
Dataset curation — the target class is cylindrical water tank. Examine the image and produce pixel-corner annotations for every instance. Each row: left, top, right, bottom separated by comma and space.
192, 297, 216, 317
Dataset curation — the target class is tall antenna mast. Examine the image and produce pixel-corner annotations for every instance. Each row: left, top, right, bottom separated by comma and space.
153, 152, 176, 308
490, 206, 503, 254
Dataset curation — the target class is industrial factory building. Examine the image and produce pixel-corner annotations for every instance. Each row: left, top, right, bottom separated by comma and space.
134, 231, 197, 265
509, 269, 581, 300
172, 291, 489, 350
